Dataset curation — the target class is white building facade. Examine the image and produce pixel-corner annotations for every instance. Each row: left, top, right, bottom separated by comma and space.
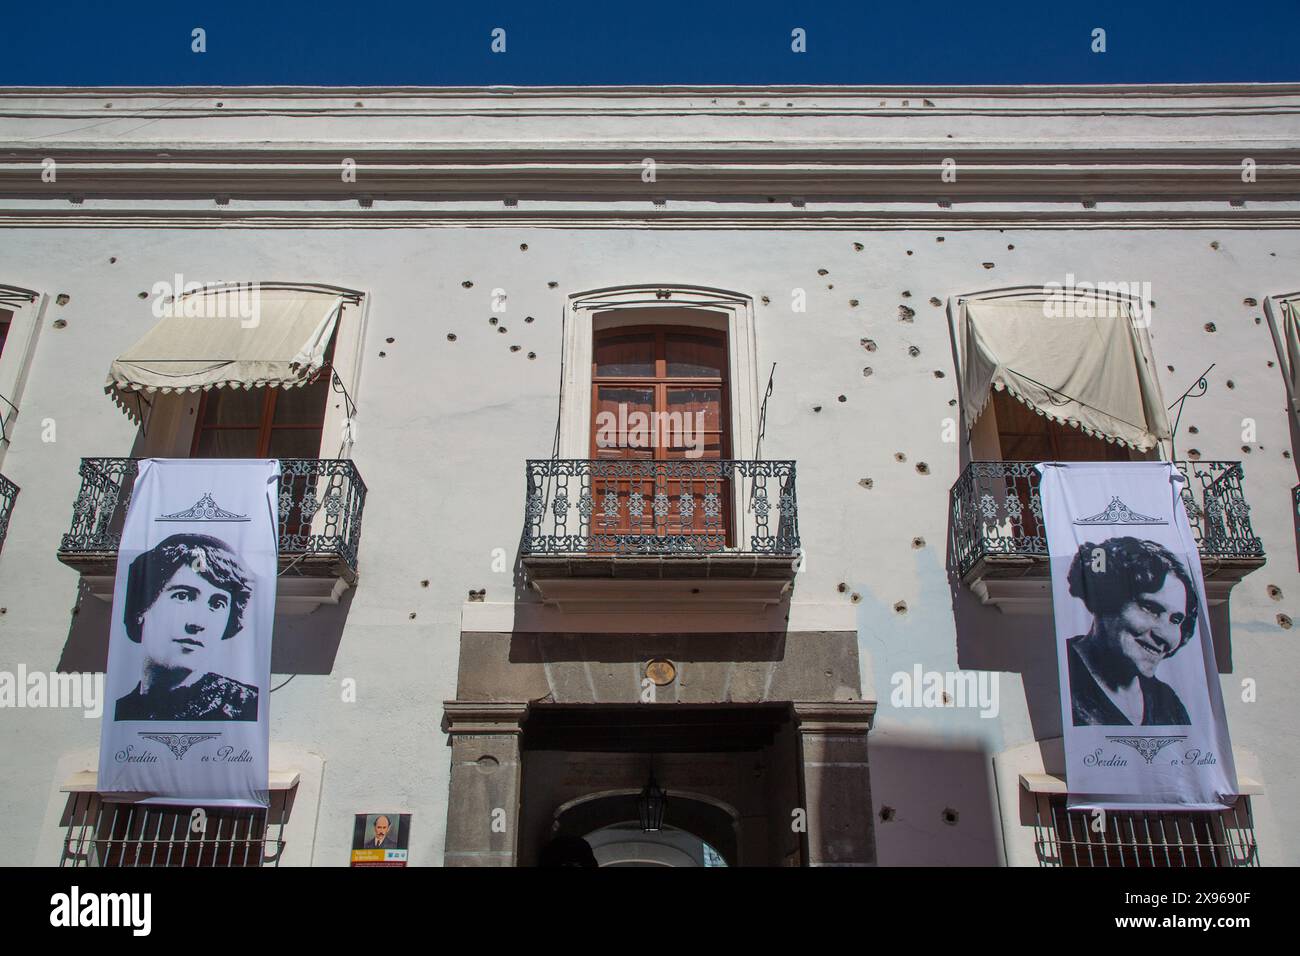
0, 84, 1297, 866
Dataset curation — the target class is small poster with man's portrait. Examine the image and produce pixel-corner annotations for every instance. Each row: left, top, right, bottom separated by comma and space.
1038, 461, 1238, 811
351, 813, 411, 866
97, 458, 280, 808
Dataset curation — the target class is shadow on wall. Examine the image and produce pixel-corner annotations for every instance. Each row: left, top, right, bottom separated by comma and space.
56, 577, 355, 676
866, 731, 1003, 866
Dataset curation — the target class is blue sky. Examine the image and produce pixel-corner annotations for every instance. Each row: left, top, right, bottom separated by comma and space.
2, 0, 1296, 86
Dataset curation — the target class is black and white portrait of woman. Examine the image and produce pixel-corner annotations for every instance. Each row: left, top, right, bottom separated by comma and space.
113, 532, 259, 722
1065, 536, 1198, 727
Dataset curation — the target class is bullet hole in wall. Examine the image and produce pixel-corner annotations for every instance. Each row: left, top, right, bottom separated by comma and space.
421, 579, 429, 588
1210, 241, 1220, 250
1082, 200, 1096, 209
1268, 585, 1283, 601
109, 256, 117, 264
916, 462, 930, 475
137, 291, 148, 299
906, 250, 913, 256
942, 809, 959, 825
908, 345, 920, 357
982, 262, 995, 269
948, 399, 957, 406
528, 352, 537, 360
55, 293, 70, 306
1256, 317, 1263, 325
933, 370, 945, 378
1007, 244, 1015, 250
52, 319, 67, 329
1167, 365, 1175, 373
898, 305, 915, 322
761, 296, 770, 305
462, 280, 473, 288
894, 600, 908, 614
849, 299, 859, 307
510, 345, 521, 352
520, 243, 528, 251
1226, 380, 1235, 389
826, 284, 833, 290
863, 367, 874, 377
1188, 425, 1199, 434
385, 337, 394, 344
880, 806, 896, 822
837, 582, 848, 593
409, 612, 417, 620
489, 316, 498, 325
1241, 445, 1252, 454
858, 477, 874, 489
468, 589, 486, 602
447, 333, 457, 341
912, 537, 925, 548
936, 236, 944, 243
548, 281, 558, 288
894, 452, 907, 462
378, 351, 386, 358
861, 338, 877, 352
499, 327, 508, 334
929, 297, 941, 307
1244, 297, 1257, 307
1278, 614, 1293, 630
813, 405, 822, 413
850, 592, 862, 604
1204, 323, 1217, 333
817, 268, 829, 276
838, 394, 847, 402
525, 315, 534, 323
1187, 448, 1202, 460
853, 242, 864, 251
901, 290, 911, 298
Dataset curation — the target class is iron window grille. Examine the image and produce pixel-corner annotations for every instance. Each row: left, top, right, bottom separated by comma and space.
950, 460, 1263, 579
0, 471, 16, 556
522, 458, 799, 556
1032, 793, 1258, 867
58, 457, 366, 576
58, 789, 293, 868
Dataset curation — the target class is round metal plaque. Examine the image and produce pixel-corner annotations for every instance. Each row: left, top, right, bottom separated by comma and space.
645, 659, 676, 686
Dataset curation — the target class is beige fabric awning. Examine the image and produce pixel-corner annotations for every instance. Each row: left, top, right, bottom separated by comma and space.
1281, 298, 1300, 416
107, 287, 342, 420
961, 297, 1171, 451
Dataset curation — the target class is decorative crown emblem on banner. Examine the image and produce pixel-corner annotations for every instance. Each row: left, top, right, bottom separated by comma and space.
1107, 735, 1187, 764
140, 733, 221, 760
1073, 496, 1166, 526
156, 492, 249, 522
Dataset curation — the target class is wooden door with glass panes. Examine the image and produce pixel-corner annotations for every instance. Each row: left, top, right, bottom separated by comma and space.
190, 369, 331, 538
992, 390, 1130, 539
590, 326, 731, 549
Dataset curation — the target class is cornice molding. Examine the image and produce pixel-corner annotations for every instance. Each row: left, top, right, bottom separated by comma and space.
1, 207, 1297, 229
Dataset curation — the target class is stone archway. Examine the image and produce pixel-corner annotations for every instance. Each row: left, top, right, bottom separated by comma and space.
552, 790, 739, 867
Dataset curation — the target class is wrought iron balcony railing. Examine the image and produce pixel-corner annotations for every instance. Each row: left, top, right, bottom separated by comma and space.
950, 460, 1264, 580
522, 459, 799, 557
57, 457, 367, 578
0, 472, 17, 556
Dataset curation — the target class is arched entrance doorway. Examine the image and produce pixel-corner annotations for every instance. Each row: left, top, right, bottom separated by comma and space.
549, 790, 739, 867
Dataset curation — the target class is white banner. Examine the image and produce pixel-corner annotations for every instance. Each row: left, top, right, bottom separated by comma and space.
1038, 461, 1237, 810
98, 459, 279, 807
